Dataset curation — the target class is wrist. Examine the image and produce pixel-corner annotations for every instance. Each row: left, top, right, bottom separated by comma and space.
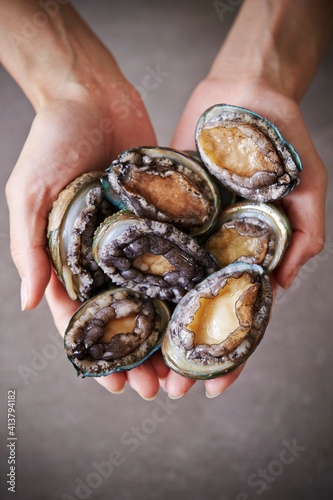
0, 2, 126, 111
209, 0, 333, 103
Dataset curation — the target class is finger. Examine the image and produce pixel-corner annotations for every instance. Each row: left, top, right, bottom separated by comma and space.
6, 129, 59, 311
97, 372, 127, 395
149, 350, 170, 380
159, 378, 167, 392
46, 271, 127, 394
6, 180, 51, 310
164, 370, 195, 399
126, 361, 160, 400
205, 363, 246, 398
5, 107, 95, 311
275, 162, 327, 289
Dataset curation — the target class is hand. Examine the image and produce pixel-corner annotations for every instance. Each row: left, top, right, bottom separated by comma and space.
171, 78, 327, 289
46, 271, 170, 399
3, 2, 171, 399
4, 0, 329, 401
162, 76, 328, 398
6, 74, 170, 399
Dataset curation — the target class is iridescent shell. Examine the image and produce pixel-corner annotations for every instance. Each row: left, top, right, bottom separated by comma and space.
196, 104, 302, 202
64, 287, 170, 377
162, 263, 272, 379
206, 201, 291, 273
92, 211, 218, 303
47, 172, 121, 301
107, 147, 221, 237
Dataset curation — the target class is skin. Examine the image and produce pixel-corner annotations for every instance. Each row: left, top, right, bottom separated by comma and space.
2, 0, 332, 399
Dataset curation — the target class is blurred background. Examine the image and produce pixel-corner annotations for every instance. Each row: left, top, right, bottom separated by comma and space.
0, 1, 332, 499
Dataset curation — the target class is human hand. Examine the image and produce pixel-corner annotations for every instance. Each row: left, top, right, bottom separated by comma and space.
4, 0, 329, 401
5, 68, 166, 398
163, 76, 327, 398
6, 78, 156, 309
163, 0, 331, 399
3, 2, 173, 399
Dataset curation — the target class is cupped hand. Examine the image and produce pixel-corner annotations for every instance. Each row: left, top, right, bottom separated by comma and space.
5, 76, 171, 399
162, 76, 328, 398
6, 79, 156, 309
171, 78, 328, 289
45, 271, 170, 399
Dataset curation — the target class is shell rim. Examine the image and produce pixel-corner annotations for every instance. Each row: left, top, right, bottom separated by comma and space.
195, 103, 302, 202
106, 146, 222, 237
210, 201, 292, 273
64, 287, 170, 377
162, 263, 272, 380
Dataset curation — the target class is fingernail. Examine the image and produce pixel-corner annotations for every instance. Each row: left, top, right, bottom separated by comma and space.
168, 393, 185, 400
284, 265, 301, 290
107, 387, 125, 395
206, 391, 222, 399
20, 280, 28, 311
139, 394, 157, 401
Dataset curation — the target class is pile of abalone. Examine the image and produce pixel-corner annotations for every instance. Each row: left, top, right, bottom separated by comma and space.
47, 104, 301, 379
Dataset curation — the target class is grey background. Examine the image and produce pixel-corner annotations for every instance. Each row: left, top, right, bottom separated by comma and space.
0, 1, 332, 499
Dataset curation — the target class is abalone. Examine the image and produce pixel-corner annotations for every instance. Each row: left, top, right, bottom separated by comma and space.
92, 211, 218, 302
206, 201, 291, 273
108, 147, 221, 236
65, 287, 170, 376
162, 263, 272, 379
47, 172, 119, 301
196, 104, 302, 202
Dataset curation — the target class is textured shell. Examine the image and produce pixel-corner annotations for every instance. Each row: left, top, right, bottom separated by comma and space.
92, 211, 218, 302
207, 201, 292, 273
47, 171, 108, 300
48, 172, 104, 262
184, 149, 236, 209
162, 263, 272, 379
101, 177, 128, 211
195, 104, 302, 202
107, 146, 222, 237
64, 287, 170, 377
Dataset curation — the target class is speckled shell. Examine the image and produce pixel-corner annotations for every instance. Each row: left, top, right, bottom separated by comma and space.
107, 147, 222, 237
48, 172, 107, 301
92, 210, 218, 303
162, 263, 272, 380
184, 149, 236, 209
206, 201, 292, 273
64, 287, 170, 377
195, 104, 302, 202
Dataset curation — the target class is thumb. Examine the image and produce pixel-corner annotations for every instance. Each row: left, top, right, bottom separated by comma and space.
6, 172, 52, 310
274, 152, 327, 290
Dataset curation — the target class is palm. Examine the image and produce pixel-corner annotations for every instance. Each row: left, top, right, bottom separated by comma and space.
172, 79, 326, 287
6, 84, 163, 397
43, 93, 161, 396
10, 78, 326, 399
167, 78, 327, 397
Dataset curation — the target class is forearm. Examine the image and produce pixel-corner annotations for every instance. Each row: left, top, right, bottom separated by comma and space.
0, 0, 124, 111
209, 0, 333, 101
